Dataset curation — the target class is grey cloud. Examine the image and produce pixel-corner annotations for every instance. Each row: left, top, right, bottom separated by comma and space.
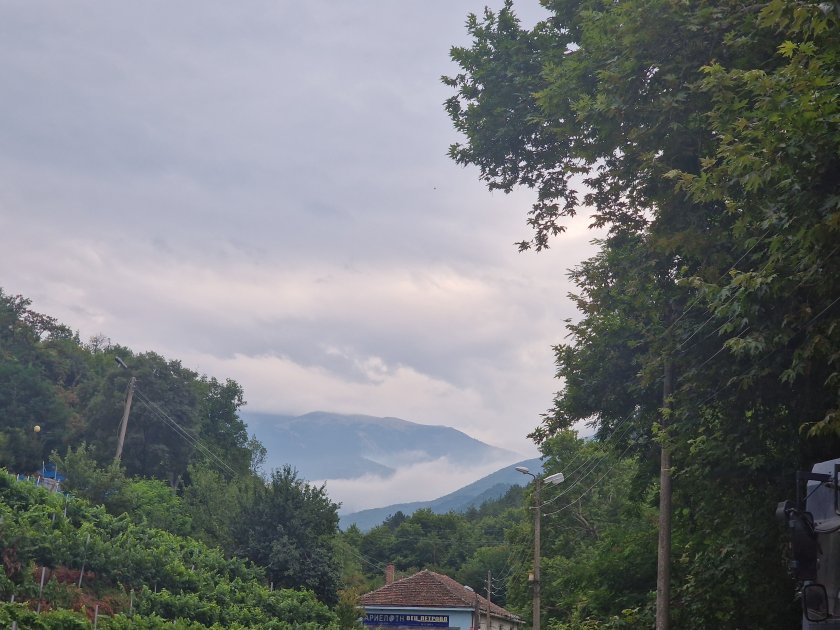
0, 0, 584, 476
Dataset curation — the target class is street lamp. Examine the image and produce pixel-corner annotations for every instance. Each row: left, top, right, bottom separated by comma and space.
516, 466, 565, 630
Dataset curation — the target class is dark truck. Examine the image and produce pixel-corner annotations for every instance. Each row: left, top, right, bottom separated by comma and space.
778, 458, 840, 628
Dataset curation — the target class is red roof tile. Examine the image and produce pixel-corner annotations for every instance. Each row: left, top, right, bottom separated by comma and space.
360, 570, 521, 622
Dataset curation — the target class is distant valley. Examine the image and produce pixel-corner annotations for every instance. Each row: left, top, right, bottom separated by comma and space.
338, 455, 541, 530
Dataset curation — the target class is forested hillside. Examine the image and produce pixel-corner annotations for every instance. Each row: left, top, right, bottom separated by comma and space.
0, 289, 350, 625
0, 290, 257, 482
0, 288, 537, 626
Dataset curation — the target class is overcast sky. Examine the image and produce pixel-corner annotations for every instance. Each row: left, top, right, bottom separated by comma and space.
0, 1, 599, 507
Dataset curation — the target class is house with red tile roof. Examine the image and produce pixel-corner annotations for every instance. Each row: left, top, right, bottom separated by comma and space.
360, 567, 523, 630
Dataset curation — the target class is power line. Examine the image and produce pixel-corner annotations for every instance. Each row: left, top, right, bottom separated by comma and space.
540, 431, 596, 487
537, 347, 778, 517
543, 289, 840, 518
344, 545, 387, 573
678, 284, 840, 393
557, 256, 774, 472
538, 235, 779, 498
547, 234, 775, 478
676, 242, 838, 357
662, 228, 772, 337
540, 413, 643, 509
804, 294, 840, 329
686, 326, 751, 377
542, 442, 637, 518
132, 386, 238, 478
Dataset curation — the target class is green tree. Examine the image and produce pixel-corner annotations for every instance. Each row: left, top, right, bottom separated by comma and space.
182, 463, 260, 553
112, 478, 193, 536
79, 351, 204, 482
235, 466, 341, 605
667, 0, 840, 435
196, 377, 251, 476
444, 1, 839, 627
335, 588, 364, 630
53, 443, 127, 505
0, 291, 76, 470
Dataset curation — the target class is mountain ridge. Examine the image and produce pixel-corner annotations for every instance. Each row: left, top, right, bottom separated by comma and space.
242, 410, 520, 482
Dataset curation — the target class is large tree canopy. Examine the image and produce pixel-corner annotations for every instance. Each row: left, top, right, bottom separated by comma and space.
446, 0, 840, 627
445, 0, 839, 434
235, 465, 342, 606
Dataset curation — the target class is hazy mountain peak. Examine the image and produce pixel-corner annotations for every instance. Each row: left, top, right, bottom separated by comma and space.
242, 410, 518, 483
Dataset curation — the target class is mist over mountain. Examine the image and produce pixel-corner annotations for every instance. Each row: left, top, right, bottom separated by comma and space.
242, 411, 520, 482
339, 457, 542, 531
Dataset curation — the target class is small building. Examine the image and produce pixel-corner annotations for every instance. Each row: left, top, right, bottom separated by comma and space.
360, 567, 522, 630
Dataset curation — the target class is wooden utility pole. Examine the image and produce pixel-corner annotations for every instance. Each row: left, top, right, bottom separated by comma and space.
474, 593, 480, 630
486, 570, 492, 630
656, 358, 674, 630
533, 477, 541, 630
115, 376, 136, 461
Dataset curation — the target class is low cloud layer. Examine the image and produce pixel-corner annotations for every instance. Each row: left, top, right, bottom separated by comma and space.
319, 456, 520, 515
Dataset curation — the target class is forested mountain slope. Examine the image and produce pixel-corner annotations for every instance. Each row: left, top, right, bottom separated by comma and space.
0, 289, 257, 482
339, 457, 540, 531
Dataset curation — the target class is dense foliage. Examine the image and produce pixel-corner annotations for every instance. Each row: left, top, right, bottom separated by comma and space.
234, 466, 342, 605
0, 290, 255, 480
344, 485, 526, 605
0, 471, 339, 629
445, 0, 840, 628
3, 2, 838, 625
0, 289, 347, 621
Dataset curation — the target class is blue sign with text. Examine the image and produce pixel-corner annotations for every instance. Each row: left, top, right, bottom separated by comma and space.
363, 612, 450, 627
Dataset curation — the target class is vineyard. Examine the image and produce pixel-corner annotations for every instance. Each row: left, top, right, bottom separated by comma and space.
0, 471, 339, 629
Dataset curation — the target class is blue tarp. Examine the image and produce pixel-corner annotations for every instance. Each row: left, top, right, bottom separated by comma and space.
41, 462, 66, 482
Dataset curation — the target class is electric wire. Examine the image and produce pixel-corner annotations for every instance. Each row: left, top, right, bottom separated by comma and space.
135, 396, 236, 479
539, 403, 652, 509
676, 291, 741, 353
132, 386, 238, 478
687, 326, 751, 376
542, 424, 609, 486
679, 289, 840, 399
540, 232, 779, 495
542, 441, 637, 518
344, 545, 387, 573
494, 546, 530, 583
804, 294, 840, 329
539, 418, 639, 508
541, 325, 826, 519
551, 229, 840, 474
133, 388, 222, 469
533, 243, 794, 498
661, 228, 771, 337
675, 242, 839, 357
497, 239, 839, 580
